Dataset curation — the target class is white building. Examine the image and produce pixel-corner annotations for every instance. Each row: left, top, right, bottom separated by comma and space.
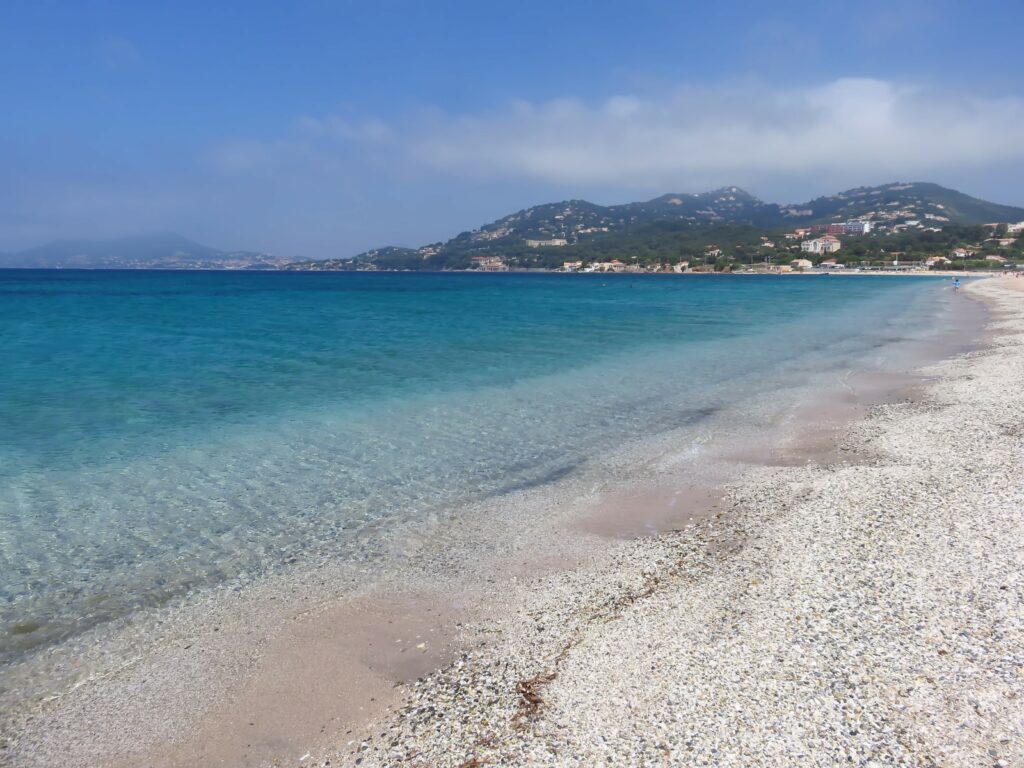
800, 235, 842, 254
525, 238, 568, 248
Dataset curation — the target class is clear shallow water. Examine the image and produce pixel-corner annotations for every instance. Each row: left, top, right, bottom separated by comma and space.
0, 271, 951, 661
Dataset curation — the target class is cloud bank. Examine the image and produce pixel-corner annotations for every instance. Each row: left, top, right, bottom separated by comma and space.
290, 78, 1024, 189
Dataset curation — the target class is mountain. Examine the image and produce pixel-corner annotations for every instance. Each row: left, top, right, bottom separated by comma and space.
790, 182, 1024, 226
6, 183, 1021, 271
285, 182, 1024, 271
0, 233, 289, 270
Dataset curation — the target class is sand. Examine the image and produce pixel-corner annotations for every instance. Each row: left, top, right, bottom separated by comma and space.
339, 277, 1024, 766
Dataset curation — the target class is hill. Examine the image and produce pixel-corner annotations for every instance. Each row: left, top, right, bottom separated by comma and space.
0, 233, 288, 270
284, 182, 1024, 271
793, 182, 1024, 226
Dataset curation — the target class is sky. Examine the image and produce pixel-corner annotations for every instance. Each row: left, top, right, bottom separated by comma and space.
2, 0, 1023, 258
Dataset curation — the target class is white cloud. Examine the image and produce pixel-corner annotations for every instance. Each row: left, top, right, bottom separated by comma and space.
299, 78, 1024, 189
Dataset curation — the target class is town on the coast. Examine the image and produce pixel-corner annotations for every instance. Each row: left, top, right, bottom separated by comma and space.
546, 217, 1024, 274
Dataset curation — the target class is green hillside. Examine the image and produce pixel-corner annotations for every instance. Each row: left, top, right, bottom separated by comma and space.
285, 182, 1024, 271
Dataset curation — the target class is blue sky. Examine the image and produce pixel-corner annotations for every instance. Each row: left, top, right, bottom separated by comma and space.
3, 0, 1023, 257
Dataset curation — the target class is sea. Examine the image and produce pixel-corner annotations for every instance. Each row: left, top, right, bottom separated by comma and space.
0, 270, 961, 671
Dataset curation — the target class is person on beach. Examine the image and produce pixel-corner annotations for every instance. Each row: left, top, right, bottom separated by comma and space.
953, 277, 961, 292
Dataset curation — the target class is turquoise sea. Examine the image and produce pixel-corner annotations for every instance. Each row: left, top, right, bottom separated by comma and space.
0, 270, 953, 663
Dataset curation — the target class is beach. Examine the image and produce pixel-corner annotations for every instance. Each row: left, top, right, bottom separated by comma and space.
2, 275, 1021, 767
330, 277, 1023, 767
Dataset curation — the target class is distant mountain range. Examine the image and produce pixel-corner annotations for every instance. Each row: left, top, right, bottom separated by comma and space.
0, 233, 289, 270
3, 183, 1022, 270
285, 182, 1024, 271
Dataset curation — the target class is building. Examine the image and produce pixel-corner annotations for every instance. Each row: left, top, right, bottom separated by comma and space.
985, 254, 1007, 263
819, 258, 845, 269
591, 259, 643, 273
790, 258, 814, 270
1007, 221, 1024, 234
950, 248, 972, 260
827, 221, 873, 236
525, 238, 568, 248
562, 261, 583, 272
801, 235, 842, 254
843, 220, 873, 235
471, 256, 508, 271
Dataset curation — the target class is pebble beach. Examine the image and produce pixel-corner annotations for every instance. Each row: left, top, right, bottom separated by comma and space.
341, 277, 1024, 767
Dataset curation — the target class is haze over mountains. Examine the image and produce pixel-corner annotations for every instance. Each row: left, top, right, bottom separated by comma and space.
0, 233, 289, 270
3, 183, 1022, 270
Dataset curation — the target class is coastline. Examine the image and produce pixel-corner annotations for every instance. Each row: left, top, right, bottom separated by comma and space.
1, 277, 1011, 767
341, 277, 1024, 767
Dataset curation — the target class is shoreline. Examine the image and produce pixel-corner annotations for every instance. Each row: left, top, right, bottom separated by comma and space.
0, 280, 998, 766
342, 277, 1024, 766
